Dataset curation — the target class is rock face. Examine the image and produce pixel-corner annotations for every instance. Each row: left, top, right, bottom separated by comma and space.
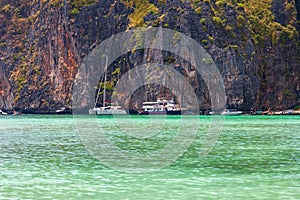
0, 0, 299, 112
0, 61, 13, 109
0, 0, 78, 112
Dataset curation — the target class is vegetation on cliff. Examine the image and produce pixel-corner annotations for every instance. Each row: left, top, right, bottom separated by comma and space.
0, 0, 299, 112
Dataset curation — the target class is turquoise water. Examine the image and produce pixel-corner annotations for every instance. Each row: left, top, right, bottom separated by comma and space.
0, 115, 299, 199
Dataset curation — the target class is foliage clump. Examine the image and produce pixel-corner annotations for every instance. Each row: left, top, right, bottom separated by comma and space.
68, 0, 97, 18
212, 0, 298, 45
49, 0, 97, 17
121, 0, 159, 28
2, 4, 11, 12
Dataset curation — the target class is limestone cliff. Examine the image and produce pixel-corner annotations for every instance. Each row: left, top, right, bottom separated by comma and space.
0, 0, 79, 112
0, 0, 299, 113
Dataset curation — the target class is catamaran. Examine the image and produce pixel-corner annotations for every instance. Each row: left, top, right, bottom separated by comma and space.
89, 56, 126, 115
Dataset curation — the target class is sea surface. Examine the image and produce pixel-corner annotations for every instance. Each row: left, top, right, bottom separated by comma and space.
0, 115, 299, 199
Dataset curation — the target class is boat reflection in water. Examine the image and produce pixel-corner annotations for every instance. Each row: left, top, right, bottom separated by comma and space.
139, 98, 181, 115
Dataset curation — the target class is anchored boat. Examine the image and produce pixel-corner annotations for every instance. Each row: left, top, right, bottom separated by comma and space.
0, 109, 8, 115
139, 98, 181, 115
89, 56, 126, 115
89, 104, 127, 115
221, 109, 243, 116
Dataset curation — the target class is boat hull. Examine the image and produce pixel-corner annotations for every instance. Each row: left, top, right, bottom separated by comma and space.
139, 110, 181, 115
96, 110, 127, 115
55, 108, 72, 115
221, 111, 243, 116
0, 110, 8, 115
89, 108, 127, 115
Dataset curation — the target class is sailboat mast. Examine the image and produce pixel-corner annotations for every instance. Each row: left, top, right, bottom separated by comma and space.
103, 56, 108, 107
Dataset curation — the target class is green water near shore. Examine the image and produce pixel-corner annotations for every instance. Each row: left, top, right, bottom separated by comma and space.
0, 115, 299, 199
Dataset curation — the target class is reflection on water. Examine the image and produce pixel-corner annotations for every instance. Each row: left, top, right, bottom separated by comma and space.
0, 115, 299, 199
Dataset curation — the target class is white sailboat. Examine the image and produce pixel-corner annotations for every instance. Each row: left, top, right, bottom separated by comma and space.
89, 56, 127, 115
